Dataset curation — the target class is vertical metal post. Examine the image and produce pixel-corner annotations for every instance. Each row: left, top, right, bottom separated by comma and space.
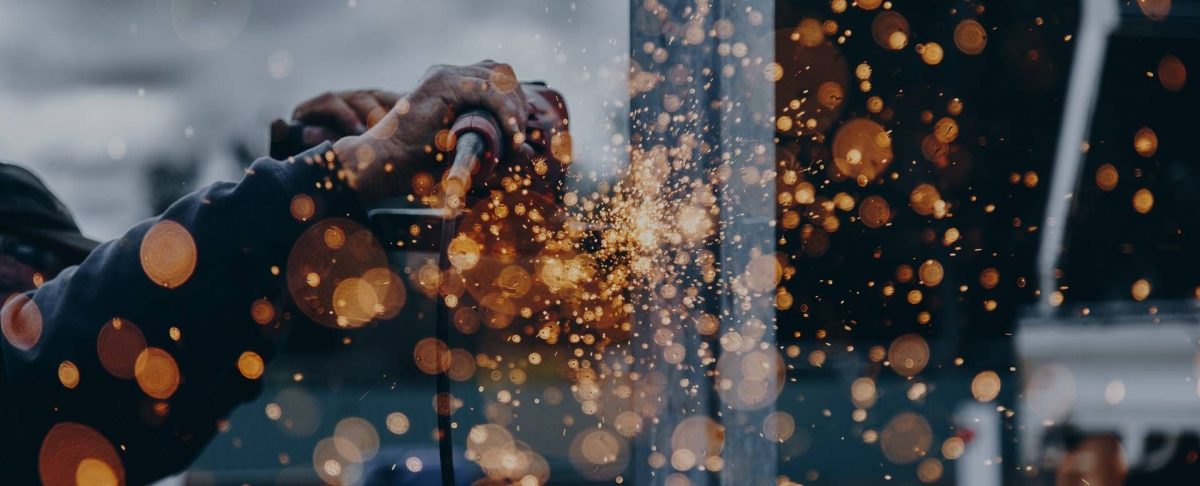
628, 0, 777, 483
627, 3, 719, 482
711, 0, 778, 483
1035, 0, 1119, 313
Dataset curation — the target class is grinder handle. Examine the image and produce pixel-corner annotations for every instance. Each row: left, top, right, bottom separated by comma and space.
446, 109, 503, 187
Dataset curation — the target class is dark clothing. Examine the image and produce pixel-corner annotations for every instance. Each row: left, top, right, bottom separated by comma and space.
0, 143, 363, 484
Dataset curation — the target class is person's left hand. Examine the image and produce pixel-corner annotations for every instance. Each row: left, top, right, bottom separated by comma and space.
272, 89, 404, 151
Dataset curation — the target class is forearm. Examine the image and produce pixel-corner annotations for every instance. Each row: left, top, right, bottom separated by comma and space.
0, 142, 363, 483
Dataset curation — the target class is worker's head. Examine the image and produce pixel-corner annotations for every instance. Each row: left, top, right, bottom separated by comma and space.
0, 163, 97, 296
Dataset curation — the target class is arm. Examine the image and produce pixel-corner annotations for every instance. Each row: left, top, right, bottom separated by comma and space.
2, 144, 361, 484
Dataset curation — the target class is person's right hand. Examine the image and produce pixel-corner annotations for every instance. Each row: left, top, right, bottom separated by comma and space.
332, 61, 529, 205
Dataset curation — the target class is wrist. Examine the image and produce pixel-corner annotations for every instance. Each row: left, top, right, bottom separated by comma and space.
332, 135, 365, 191
333, 135, 394, 207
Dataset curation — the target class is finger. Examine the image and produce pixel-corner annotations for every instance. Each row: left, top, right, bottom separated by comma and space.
345, 91, 389, 129
454, 63, 530, 149
434, 63, 523, 126
483, 62, 529, 141
368, 89, 403, 108
294, 93, 367, 135
302, 126, 343, 147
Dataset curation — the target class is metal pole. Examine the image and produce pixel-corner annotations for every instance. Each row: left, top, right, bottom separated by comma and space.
628, 0, 777, 483
1035, 0, 1120, 313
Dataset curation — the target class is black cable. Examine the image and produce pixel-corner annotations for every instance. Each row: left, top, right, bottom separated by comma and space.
434, 131, 486, 485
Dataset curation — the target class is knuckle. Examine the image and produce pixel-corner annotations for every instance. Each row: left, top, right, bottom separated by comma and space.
422, 73, 449, 87
424, 64, 454, 79
497, 64, 518, 80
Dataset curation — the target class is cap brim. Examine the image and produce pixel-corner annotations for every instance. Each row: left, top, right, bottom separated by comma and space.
20, 227, 101, 265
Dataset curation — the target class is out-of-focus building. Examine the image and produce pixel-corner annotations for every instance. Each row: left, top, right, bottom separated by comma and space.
1017, 1, 1200, 484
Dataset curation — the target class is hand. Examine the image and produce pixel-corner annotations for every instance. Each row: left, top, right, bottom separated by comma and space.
332, 61, 529, 205
277, 89, 403, 148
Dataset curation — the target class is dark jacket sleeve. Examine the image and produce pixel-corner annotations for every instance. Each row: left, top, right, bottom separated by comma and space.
0, 142, 364, 484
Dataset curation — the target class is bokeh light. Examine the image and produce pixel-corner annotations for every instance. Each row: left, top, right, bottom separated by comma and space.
140, 220, 197, 289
